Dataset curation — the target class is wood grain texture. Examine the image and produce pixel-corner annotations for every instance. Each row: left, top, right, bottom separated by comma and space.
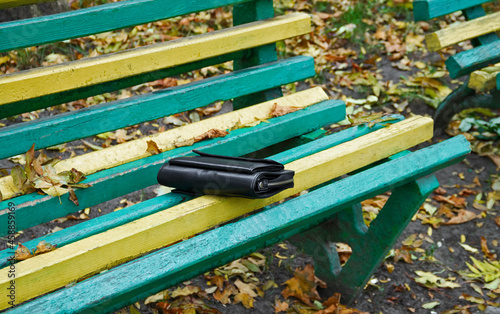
0, 56, 315, 159
445, 40, 500, 78
0, 0, 54, 9
469, 63, 500, 92
2, 135, 471, 313
0, 87, 328, 201
0, 13, 311, 105
425, 11, 500, 51
413, 0, 493, 21
0, 0, 250, 51
0, 115, 406, 267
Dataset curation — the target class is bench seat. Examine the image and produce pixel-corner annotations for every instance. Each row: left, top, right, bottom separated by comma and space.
0, 0, 471, 311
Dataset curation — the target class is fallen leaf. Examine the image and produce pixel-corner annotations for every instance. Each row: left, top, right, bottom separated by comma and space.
481, 236, 497, 260
281, 264, 321, 306
422, 301, 440, 309
213, 284, 236, 304
233, 292, 254, 309
170, 285, 200, 298
144, 290, 168, 305
414, 271, 461, 288
194, 129, 229, 143
146, 140, 161, 155
34, 240, 56, 255
459, 243, 479, 253
270, 103, 302, 117
234, 279, 258, 297
443, 209, 478, 225
14, 243, 33, 261
274, 299, 289, 312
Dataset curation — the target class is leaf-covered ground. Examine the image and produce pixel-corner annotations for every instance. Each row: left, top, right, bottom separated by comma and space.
0, 0, 499, 313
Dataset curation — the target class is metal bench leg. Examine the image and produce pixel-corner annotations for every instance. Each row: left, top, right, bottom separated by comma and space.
291, 175, 439, 305
434, 79, 500, 133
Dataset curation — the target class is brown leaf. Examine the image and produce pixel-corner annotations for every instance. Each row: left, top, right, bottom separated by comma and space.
68, 186, 79, 206
213, 284, 236, 304
146, 140, 161, 155
233, 292, 254, 309
434, 187, 447, 195
270, 103, 302, 117
443, 209, 478, 225
481, 236, 497, 261
394, 248, 413, 264
193, 129, 229, 143
274, 299, 289, 313
495, 217, 500, 227
14, 243, 33, 261
196, 102, 223, 116
234, 279, 258, 297
433, 195, 466, 208
25, 144, 36, 181
281, 264, 321, 306
11, 165, 27, 190
34, 240, 56, 255
458, 189, 476, 197
212, 275, 225, 291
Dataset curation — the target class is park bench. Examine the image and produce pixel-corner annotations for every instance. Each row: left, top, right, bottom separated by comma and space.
0, 0, 471, 312
413, 0, 500, 130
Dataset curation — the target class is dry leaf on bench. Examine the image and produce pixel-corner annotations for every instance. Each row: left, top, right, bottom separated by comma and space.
194, 129, 229, 142
146, 140, 161, 155
270, 103, 302, 117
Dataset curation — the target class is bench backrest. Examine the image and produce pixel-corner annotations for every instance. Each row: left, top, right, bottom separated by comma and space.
0, 1, 317, 229
413, 0, 500, 78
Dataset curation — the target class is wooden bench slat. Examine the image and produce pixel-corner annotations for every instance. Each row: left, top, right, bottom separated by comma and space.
6, 135, 470, 313
0, 87, 328, 200
0, 116, 434, 309
445, 40, 500, 78
0, 89, 338, 231
0, 13, 311, 106
0, 0, 55, 9
0, 56, 315, 159
463, 5, 500, 47
0, 52, 245, 119
0, 116, 404, 267
413, 0, 494, 21
425, 11, 500, 51
0, 0, 250, 51
469, 63, 500, 92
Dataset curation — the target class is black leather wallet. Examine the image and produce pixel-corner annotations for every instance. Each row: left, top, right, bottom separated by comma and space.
157, 150, 294, 198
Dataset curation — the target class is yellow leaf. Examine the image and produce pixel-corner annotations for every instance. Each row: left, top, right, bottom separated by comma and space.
234, 292, 254, 309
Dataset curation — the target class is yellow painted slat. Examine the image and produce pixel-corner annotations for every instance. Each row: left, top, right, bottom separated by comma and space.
0, 88, 329, 200
468, 63, 500, 92
0, 115, 434, 309
0, 0, 53, 9
0, 13, 311, 105
425, 11, 500, 51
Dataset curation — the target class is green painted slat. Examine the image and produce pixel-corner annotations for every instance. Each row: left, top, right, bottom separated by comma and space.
0, 114, 405, 268
413, 0, 494, 21
463, 6, 500, 47
0, 99, 346, 236
232, 0, 280, 109
497, 73, 500, 90
0, 56, 315, 159
0, 52, 243, 119
446, 40, 500, 78
7, 135, 470, 313
0, 0, 251, 52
